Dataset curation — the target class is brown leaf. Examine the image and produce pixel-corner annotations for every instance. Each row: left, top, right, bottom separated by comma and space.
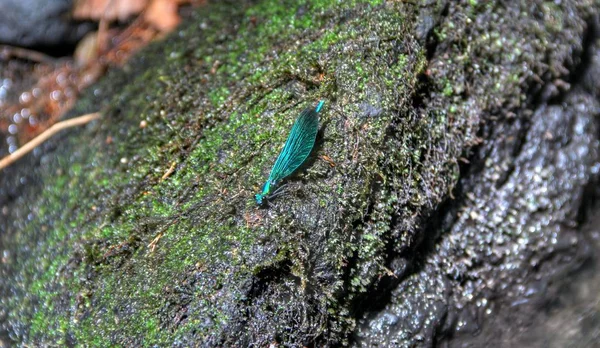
144, 0, 181, 32
73, 0, 148, 22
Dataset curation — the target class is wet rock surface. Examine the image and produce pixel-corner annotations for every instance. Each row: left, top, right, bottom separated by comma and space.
1, 0, 599, 346
356, 78, 600, 347
356, 4, 600, 346
452, 207, 600, 348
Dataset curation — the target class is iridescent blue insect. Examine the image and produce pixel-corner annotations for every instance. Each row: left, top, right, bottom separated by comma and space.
255, 100, 324, 205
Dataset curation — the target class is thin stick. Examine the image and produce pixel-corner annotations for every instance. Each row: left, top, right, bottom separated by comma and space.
161, 161, 177, 181
0, 112, 101, 171
0, 45, 57, 64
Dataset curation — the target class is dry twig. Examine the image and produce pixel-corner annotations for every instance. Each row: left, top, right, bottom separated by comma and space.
0, 112, 101, 170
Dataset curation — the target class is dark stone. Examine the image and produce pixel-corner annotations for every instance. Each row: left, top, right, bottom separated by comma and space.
0, 0, 93, 52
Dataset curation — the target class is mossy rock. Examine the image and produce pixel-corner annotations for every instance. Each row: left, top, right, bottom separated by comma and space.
1, 0, 599, 346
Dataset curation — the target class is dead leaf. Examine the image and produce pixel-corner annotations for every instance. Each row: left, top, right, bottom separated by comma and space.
145, 0, 181, 32
73, 0, 148, 22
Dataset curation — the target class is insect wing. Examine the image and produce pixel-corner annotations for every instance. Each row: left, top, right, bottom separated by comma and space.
268, 106, 319, 183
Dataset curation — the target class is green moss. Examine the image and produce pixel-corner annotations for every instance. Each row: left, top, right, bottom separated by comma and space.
442, 79, 454, 97
208, 87, 230, 107
0, 0, 521, 345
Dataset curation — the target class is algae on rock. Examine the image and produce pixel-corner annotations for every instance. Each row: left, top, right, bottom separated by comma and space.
1, 0, 599, 347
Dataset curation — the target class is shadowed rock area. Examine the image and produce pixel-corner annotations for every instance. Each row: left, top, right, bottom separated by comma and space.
0, 0, 93, 51
1, 0, 599, 346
